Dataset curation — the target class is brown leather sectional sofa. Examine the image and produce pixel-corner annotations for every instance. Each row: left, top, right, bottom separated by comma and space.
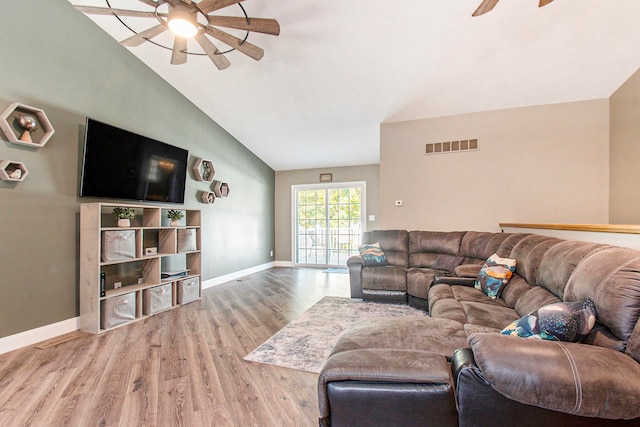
318, 230, 640, 426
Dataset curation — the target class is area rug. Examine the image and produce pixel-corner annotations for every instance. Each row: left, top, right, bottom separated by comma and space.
243, 296, 428, 373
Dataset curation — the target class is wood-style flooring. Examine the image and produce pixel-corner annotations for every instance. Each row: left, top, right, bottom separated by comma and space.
0, 267, 350, 427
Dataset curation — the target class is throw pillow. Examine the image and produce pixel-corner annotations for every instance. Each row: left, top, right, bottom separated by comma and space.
432, 255, 465, 273
358, 242, 388, 266
475, 253, 517, 299
500, 297, 597, 342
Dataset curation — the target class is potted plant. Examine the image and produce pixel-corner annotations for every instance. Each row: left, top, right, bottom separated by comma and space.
167, 209, 184, 226
112, 207, 135, 227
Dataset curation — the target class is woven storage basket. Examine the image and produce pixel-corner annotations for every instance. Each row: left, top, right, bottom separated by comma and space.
143, 283, 172, 315
101, 230, 136, 262
100, 292, 135, 329
177, 277, 200, 305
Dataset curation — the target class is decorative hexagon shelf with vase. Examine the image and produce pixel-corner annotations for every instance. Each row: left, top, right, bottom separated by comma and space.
212, 180, 230, 198
193, 158, 215, 183
0, 160, 29, 182
0, 103, 55, 148
200, 191, 216, 204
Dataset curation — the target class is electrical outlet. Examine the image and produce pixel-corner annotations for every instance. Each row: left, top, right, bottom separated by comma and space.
270, 250, 274, 257
114, 281, 122, 289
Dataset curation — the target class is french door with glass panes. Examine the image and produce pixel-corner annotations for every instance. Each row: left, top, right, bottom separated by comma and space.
293, 182, 365, 267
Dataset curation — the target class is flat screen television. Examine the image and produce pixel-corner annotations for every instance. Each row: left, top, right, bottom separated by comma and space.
80, 118, 188, 204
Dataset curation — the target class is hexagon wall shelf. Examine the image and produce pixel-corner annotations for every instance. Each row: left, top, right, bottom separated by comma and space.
193, 158, 215, 183
212, 180, 230, 198
0, 160, 29, 182
200, 191, 216, 204
0, 103, 55, 148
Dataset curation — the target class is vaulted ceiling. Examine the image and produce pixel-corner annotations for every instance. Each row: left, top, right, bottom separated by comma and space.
68, 0, 640, 171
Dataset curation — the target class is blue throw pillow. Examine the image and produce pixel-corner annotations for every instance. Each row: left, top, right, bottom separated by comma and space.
501, 297, 597, 342
358, 242, 388, 266
475, 253, 516, 299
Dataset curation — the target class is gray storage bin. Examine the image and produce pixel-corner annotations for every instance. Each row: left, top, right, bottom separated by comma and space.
102, 230, 136, 262
177, 228, 197, 253
178, 277, 200, 305
100, 292, 136, 329
143, 283, 172, 315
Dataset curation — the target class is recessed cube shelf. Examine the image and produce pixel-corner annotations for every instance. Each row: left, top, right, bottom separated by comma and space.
200, 191, 216, 204
193, 158, 215, 183
212, 180, 230, 198
0, 103, 55, 148
0, 160, 29, 181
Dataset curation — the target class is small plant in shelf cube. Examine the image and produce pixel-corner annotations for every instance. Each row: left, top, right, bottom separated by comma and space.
167, 209, 184, 226
112, 207, 135, 227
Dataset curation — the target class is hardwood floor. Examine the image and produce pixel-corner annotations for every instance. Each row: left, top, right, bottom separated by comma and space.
0, 267, 350, 427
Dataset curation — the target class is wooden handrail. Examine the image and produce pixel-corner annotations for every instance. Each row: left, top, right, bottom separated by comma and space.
499, 223, 640, 235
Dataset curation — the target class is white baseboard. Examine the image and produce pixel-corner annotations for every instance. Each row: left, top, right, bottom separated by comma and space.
201, 262, 275, 289
0, 317, 80, 355
1, 262, 280, 355
274, 260, 294, 267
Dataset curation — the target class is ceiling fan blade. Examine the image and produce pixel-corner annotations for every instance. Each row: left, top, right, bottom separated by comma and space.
207, 16, 280, 36
472, 0, 500, 16
197, 0, 244, 14
194, 33, 231, 70
74, 5, 164, 19
120, 24, 167, 47
205, 27, 264, 60
136, 0, 159, 7
171, 36, 188, 64
539, 0, 554, 6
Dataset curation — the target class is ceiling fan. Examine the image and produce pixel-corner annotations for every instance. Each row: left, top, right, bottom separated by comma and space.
473, 0, 554, 16
74, 0, 280, 70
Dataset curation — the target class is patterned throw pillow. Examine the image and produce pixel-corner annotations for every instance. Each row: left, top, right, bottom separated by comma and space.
475, 253, 516, 299
501, 298, 597, 342
358, 242, 388, 266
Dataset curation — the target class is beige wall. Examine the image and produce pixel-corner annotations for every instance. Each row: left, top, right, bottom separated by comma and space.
610, 68, 640, 223
275, 165, 380, 262
380, 100, 610, 232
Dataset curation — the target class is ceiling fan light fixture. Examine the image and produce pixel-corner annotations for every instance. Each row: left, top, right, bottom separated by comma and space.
168, 5, 198, 38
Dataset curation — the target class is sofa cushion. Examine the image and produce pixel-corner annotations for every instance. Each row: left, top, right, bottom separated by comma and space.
409, 231, 465, 268
509, 235, 562, 287
330, 317, 468, 359
475, 254, 516, 299
514, 286, 561, 317
500, 274, 531, 308
358, 242, 388, 266
565, 247, 640, 345
407, 268, 438, 300
362, 265, 407, 291
454, 263, 482, 278
363, 230, 409, 268
501, 298, 596, 342
536, 241, 603, 299
432, 254, 465, 273
451, 286, 507, 308
461, 301, 520, 330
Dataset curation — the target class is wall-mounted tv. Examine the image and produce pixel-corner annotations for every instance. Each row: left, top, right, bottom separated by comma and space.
80, 118, 188, 204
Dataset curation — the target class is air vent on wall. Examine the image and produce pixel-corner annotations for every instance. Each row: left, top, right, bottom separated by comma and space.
425, 139, 479, 155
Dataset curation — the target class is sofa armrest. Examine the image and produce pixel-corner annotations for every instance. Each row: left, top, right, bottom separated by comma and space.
347, 256, 364, 298
347, 255, 365, 267
434, 275, 476, 287
467, 333, 640, 420
454, 264, 482, 278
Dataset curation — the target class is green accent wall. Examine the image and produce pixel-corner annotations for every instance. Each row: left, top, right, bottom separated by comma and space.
0, 1, 275, 338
